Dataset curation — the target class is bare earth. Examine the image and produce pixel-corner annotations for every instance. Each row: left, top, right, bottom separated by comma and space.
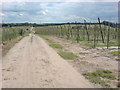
2, 34, 93, 88
48, 36, 118, 88
49, 36, 118, 73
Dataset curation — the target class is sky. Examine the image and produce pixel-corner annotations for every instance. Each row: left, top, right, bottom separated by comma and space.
0, 0, 119, 23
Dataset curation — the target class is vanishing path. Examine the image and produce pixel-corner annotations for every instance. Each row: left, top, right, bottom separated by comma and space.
2, 34, 93, 88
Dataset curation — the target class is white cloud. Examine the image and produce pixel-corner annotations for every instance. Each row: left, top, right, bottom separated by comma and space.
40, 9, 48, 15
0, 12, 5, 22
42, 11, 46, 15
19, 13, 24, 16
0, 12, 5, 16
41, 10, 48, 15
2, 2, 118, 23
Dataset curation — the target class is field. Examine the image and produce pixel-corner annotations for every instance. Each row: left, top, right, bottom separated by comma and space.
35, 23, 119, 49
34, 23, 119, 87
1, 23, 119, 88
1, 1, 119, 89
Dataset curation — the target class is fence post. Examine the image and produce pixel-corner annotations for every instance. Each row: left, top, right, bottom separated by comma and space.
115, 23, 118, 40
98, 17, 105, 43
69, 23, 73, 38
57, 25, 60, 37
75, 22, 80, 43
107, 24, 110, 49
82, 25, 85, 40
64, 24, 67, 38
67, 23, 70, 40
94, 25, 97, 48
84, 20, 89, 43
60, 25, 63, 37
103, 24, 106, 39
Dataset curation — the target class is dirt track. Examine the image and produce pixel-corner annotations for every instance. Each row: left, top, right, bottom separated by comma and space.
2, 34, 93, 88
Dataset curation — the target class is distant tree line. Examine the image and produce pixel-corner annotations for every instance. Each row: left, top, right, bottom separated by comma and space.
1, 21, 118, 27
102, 21, 118, 28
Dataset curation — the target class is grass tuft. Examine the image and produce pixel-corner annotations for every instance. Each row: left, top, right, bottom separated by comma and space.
49, 44, 63, 49
40, 36, 54, 43
86, 76, 110, 87
111, 51, 120, 55
83, 70, 116, 87
58, 52, 78, 60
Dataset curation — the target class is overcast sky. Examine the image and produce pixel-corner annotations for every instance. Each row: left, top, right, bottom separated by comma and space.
0, 0, 119, 23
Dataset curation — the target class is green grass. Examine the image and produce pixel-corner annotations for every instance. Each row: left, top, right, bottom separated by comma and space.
61, 36, 118, 48
83, 70, 116, 88
40, 36, 54, 43
49, 44, 63, 49
84, 43, 94, 47
2, 28, 27, 42
86, 76, 110, 87
111, 51, 120, 55
2, 27, 29, 56
85, 43, 119, 47
58, 52, 78, 59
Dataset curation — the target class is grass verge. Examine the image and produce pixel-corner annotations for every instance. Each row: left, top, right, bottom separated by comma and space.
83, 70, 116, 87
58, 52, 78, 60
2, 36, 23, 56
40, 35, 54, 43
49, 44, 63, 49
2, 33, 29, 56
111, 51, 120, 56
85, 43, 118, 47
58, 36, 119, 47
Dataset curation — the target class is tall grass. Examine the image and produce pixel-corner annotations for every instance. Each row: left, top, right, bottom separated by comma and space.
2, 26, 30, 56
2, 27, 28, 43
